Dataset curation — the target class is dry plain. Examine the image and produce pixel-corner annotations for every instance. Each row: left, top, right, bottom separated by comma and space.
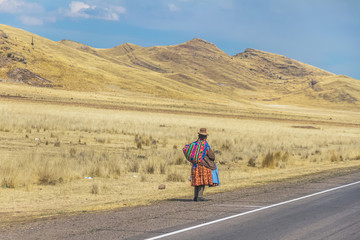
1, 83, 360, 226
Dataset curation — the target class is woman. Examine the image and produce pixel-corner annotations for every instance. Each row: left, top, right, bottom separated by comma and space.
190, 128, 214, 201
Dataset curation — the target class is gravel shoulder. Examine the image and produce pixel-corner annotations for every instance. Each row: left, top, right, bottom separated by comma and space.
1, 166, 360, 240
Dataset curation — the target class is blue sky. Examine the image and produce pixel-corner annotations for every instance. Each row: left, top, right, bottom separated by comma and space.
1, 0, 359, 79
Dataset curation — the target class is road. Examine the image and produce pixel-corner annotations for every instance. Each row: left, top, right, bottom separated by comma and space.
1, 167, 360, 240
145, 181, 360, 240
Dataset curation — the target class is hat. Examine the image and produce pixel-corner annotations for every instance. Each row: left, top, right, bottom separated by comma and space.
198, 128, 208, 136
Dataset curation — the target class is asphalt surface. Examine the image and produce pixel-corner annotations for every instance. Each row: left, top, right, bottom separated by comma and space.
1, 167, 360, 240
146, 181, 360, 240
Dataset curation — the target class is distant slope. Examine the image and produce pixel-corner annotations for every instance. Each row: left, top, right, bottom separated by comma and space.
99, 43, 143, 57
0, 25, 207, 101
0, 24, 359, 108
234, 48, 333, 79
107, 38, 256, 91
58, 39, 99, 55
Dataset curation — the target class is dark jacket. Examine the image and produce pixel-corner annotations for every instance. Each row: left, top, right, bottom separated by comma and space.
199, 149, 216, 170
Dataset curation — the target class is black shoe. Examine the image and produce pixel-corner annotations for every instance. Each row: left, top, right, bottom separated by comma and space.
197, 197, 208, 202
193, 197, 198, 202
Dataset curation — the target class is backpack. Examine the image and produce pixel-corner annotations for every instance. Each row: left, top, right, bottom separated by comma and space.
183, 140, 210, 165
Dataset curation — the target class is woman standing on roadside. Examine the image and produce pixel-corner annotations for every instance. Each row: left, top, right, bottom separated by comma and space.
184, 128, 215, 201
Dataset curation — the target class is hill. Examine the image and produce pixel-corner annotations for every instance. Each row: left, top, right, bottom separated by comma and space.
0, 24, 359, 108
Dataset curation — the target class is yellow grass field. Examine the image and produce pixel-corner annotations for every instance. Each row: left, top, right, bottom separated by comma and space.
1, 84, 360, 225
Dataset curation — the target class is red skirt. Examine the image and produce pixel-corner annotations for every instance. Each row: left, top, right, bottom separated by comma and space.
191, 165, 213, 186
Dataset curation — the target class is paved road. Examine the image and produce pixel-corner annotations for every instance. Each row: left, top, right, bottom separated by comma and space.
1, 167, 360, 240
145, 181, 360, 240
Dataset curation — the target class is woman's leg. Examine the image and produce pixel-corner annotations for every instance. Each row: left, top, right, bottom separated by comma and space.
194, 185, 206, 201
198, 185, 205, 198
194, 186, 200, 201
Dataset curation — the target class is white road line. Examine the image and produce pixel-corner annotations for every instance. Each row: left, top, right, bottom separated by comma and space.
217, 204, 265, 208
145, 180, 360, 240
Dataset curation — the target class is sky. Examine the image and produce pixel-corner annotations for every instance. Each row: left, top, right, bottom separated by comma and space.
0, 0, 359, 79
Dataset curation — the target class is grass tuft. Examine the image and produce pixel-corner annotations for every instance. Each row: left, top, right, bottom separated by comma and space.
262, 151, 289, 168
91, 183, 99, 194
166, 172, 185, 182
128, 161, 139, 173
144, 161, 155, 174
248, 157, 257, 167
1, 177, 16, 188
159, 162, 166, 174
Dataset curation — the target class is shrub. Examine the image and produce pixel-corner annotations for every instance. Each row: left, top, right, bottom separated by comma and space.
232, 156, 243, 162
1, 177, 16, 188
128, 161, 139, 173
166, 172, 184, 182
220, 140, 231, 151
281, 152, 290, 162
54, 140, 61, 147
89, 165, 105, 178
174, 156, 185, 165
262, 152, 276, 168
95, 138, 106, 144
91, 183, 99, 194
248, 157, 256, 167
330, 153, 340, 162
69, 148, 77, 158
159, 162, 166, 174
262, 151, 290, 168
144, 162, 155, 174
134, 134, 153, 148
37, 162, 60, 185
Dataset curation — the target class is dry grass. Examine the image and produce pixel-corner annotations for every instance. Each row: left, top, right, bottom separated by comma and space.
1, 24, 359, 225
0, 98, 360, 224
166, 172, 185, 182
261, 151, 289, 168
1, 24, 360, 109
0, 24, 211, 101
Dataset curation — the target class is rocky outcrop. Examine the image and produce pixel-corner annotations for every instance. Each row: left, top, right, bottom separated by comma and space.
6, 68, 54, 87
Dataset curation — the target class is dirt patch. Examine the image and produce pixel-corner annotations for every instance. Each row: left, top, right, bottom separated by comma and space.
6, 68, 54, 87
291, 125, 320, 129
0, 30, 9, 39
319, 89, 358, 104
6, 52, 27, 64
0, 94, 27, 99
0, 55, 9, 67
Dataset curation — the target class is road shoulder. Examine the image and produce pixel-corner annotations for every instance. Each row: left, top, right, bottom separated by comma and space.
1, 166, 360, 240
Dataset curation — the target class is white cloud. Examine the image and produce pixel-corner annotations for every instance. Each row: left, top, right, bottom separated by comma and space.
61, 1, 126, 21
168, 3, 180, 12
0, 0, 24, 13
101, 6, 126, 20
102, 10, 119, 21
0, 0, 43, 14
20, 16, 43, 26
65, 1, 94, 18
112, 6, 126, 14
70, 1, 91, 13
0, 0, 55, 25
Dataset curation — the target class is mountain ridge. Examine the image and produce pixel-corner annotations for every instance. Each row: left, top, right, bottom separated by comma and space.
0, 24, 359, 108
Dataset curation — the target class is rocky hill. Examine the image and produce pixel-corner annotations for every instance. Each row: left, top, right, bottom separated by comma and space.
0, 24, 359, 107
